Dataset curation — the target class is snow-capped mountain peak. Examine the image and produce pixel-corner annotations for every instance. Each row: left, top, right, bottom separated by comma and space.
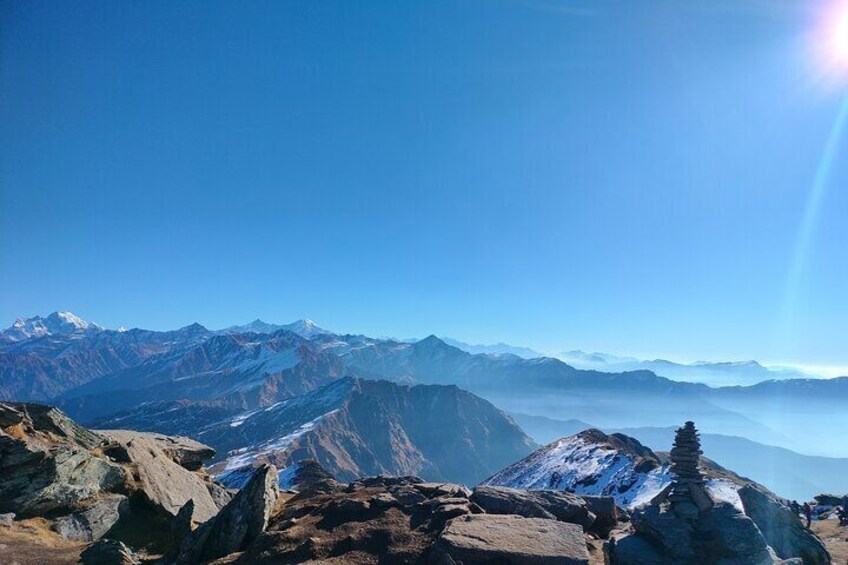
222, 318, 331, 339
2, 311, 102, 341
284, 319, 329, 339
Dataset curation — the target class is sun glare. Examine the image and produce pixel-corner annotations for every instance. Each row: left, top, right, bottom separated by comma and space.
834, 6, 848, 64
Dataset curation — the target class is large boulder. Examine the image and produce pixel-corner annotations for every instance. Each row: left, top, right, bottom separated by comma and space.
54, 494, 128, 542
470, 485, 596, 530
435, 513, 591, 564
99, 430, 219, 523
697, 502, 779, 565
582, 494, 618, 536
177, 464, 280, 564
739, 484, 831, 564
629, 502, 778, 565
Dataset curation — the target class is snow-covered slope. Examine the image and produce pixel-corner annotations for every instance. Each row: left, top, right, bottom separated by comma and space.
484, 429, 746, 510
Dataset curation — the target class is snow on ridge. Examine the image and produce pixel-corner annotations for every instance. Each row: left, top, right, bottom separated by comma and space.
219, 409, 340, 473
485, 435, 668, 508
484, 435, 745, 510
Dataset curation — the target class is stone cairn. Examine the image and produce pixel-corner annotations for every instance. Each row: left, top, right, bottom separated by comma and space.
668, 421, 713, 517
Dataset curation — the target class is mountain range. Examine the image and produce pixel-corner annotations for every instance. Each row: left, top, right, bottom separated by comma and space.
3, 311, 847, 500
556, 349, 818, 387
95, 376, 535, 487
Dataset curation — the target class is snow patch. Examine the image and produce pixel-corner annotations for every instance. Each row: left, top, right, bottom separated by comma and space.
220, 409, 339, 472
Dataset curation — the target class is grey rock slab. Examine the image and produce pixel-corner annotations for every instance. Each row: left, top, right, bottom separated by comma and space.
471, 486, 595, 529
436, 513, 590, 565
54, 494, 127, 542
99, 430, 219, 522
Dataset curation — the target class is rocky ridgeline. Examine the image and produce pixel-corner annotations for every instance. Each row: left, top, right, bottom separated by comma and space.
610, 421, 830, 565
0, 406, 835, 565
0, 402, 619, 564
218, 475, 617, 564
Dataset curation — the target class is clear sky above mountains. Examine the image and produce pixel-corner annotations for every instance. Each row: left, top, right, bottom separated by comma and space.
2, 0, 848, 367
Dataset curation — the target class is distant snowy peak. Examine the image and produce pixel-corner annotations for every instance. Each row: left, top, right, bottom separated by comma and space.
484, 429, 746, 510
285, 319, 330, 339
223, 318, 331, 339
2, 311, 102, 341
441, 337, 543, 359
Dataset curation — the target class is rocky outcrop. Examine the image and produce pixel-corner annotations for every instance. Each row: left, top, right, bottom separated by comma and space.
0, 402, 125, 516
177, 464, 280, 564
212, 471, 605, 564
470, 485, 597, 530
611, 421, 795, 565
628, 501, 776, 564
434, 514, 590, 564
219, 474, 465, 563
739, 484, 831, 564
98, 429, 219, 523
0, 401, 222, 556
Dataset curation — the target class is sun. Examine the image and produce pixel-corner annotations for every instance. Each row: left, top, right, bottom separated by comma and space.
833, 5, 848, 64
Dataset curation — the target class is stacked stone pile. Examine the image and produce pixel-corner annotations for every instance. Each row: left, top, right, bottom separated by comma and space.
668, 421, 713, 517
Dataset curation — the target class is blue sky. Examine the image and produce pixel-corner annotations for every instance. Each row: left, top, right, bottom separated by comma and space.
2, 1, 848, 366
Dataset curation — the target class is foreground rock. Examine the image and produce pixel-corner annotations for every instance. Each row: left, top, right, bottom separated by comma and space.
611, 422, 807, 565
739, 484, 830, 564
210, 468, 608, 564
626, 501, 777, 564
98, 429, 219, 523
0, 402, 220, 553
53, 494, 128, 542
435, 514, 590, 564
0, 403, 124, 516
177, 464, 280, 564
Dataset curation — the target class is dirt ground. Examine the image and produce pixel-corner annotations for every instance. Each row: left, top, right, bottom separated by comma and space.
813, 518, 848, 564
0, 519, 83, 565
